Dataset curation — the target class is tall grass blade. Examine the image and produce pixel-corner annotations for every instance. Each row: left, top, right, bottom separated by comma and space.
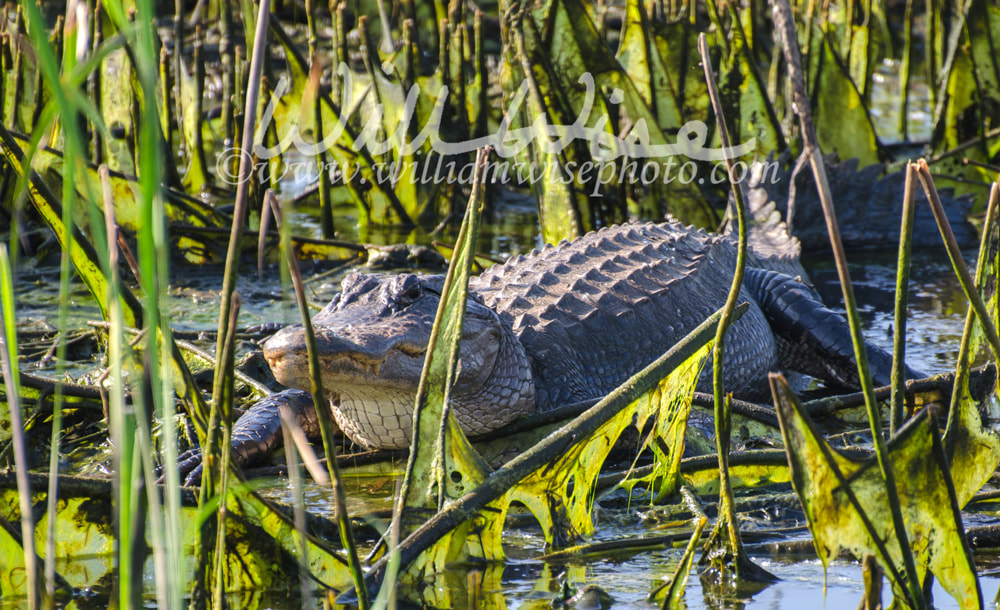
279, 406, 313, 608
210, 293, 241, 608
0, 244, 39, 608
18, 1, 125, 605
192, 0, 271, 602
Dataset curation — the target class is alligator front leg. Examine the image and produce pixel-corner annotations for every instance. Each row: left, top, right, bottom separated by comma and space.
175, 388, 320, 486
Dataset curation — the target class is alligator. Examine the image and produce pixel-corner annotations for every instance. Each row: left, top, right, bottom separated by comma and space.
746, 156, 979, 252
177, 207, 925, 482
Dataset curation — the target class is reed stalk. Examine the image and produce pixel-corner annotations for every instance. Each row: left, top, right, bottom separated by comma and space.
696, 32, 773, 581
193, 0, 272, 602
890, 163, 918, 435
916, 161, 1000, 362
943, 181, 999, 440
273, 189, 369, 608
772, 0, 926, 605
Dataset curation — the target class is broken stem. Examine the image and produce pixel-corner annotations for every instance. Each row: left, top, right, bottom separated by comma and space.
916, 162, 1000, 363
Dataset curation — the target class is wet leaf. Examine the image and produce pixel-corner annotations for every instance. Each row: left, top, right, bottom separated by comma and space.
650, 20, 710, 125
429, 241, 497, 274
220, 489, 354, 590
512, 341, 709, 543
810, 31, 882, 168
847, 26, 872, 102
399, 149, 492, 513
269, 20, 414, 226
0, 514, 30, 597
680, 450, 792, 495
659, 516, 708, 608
0, 478, 357, 596
178, 57, 209, 193
0, 374, 104, 447
1, 29, 45, 136
0, 124, 142, 328
772, 374, 988, 609
98, 48, 137, 176
0, 130, 223, 232
965, 184, 1000, 387
502, 0, 715, 238
931, 0, 1000, 197
719, 24, 785, 158
615, 0, 683, 133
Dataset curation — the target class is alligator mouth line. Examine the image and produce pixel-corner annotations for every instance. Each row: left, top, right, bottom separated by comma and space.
322, 355, 385, 377
265, 338, 429, 388
318, 344, 428, 379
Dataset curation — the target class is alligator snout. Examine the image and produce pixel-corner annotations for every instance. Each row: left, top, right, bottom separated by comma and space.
261, 325, 311, 390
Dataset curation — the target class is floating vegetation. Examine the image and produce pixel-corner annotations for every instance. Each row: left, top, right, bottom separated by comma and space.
0, 0, 999, 607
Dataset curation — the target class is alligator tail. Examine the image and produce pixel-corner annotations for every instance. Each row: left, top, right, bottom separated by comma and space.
744, 266, 925, 389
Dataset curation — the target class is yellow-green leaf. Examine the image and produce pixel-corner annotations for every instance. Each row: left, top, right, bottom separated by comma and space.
772, 374, 985, 609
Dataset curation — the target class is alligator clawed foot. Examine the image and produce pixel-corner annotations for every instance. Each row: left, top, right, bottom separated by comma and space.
176, 448, 205, 487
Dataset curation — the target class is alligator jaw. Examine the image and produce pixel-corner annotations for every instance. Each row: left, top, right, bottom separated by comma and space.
332, 389, 420, 450
262, 326, 427, 395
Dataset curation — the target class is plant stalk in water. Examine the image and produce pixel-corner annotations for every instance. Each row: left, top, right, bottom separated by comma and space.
197, 0, 271, 602
772, 0, 926, 605
696, 32, 773, 582
943, 180, 999, 440
274, 188, 368, 609
916, 161, 1000, 362
890, 163, 918, 435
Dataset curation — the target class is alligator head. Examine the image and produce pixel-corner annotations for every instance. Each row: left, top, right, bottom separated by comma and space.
262, 272, 536, 449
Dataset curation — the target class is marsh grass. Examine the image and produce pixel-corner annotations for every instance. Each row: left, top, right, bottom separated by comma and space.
1, 0, 998, 607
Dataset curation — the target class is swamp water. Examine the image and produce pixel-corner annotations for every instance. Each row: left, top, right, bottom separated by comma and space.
8, 212, 1000, 607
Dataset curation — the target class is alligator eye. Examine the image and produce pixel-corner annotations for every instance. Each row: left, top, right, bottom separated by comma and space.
399, 283, 421, 305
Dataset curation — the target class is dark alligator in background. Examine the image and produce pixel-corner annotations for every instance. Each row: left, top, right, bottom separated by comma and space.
175, 165, 946, 482
746, 157, 979, 252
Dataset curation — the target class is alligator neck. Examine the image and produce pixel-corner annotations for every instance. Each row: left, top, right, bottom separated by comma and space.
451, 315, 535, 431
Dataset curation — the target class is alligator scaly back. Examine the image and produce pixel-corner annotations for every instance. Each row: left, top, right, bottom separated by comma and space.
471, 222, 782, 406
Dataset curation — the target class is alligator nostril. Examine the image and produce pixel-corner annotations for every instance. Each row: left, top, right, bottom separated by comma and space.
262, 344, 285, 366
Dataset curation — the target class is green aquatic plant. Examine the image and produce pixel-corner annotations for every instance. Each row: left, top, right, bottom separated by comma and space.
1, 0, 999, 606
771, 374, 991, 608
